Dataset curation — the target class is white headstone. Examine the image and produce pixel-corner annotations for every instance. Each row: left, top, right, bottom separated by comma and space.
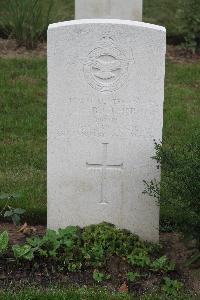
75, 0, 143, 21
47, 19, 166, 242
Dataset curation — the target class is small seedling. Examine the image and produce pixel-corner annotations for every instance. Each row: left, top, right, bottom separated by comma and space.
0, 193, 25, 226
93, 270, 110, 282
162, 277, 183, 297
151, 255, 175, 272
127, 251, 151, 268
4, 207, 26, 226
68, 262, 82, 272
127, 271, 140, 282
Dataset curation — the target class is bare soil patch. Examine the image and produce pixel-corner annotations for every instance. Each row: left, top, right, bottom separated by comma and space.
160, 232, 200, 294
166, 45, 200, 63
0, 39, 46, 58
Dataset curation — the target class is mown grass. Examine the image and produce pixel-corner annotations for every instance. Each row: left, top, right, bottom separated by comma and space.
0, 58, 47, 223
164, 61, 200, 145
160, 61, 200, 229
0, 287, 196, 300
0, 57, 199, 223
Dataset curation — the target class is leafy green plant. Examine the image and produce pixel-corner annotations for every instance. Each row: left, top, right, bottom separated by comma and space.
93, 270, 110, 282
151, 256, 175, 272
82, 223, 149, 267
57, 226, 82, 261
68, 262, 82, 272
26, 226, 82, 264
162, 277, 183, 297
0, 193, 20, 202
4, 207, 26, 226
127, 250, 151, 268
24, 223, 173, 277
4, 222, 177, 291
12, 244, 34, 260
27, 231, 60, 258
0, 0, 54, 49
178, 0, 200, 53
143, 134, 200, 254
0, 231, 9, 254
82, 244, 104, 267
0, 193, 26, 225
42, 229, 61, 257
127, 271, 140, 282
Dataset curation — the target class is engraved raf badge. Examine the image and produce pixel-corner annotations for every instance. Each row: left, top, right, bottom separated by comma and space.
83, 36, 130, 92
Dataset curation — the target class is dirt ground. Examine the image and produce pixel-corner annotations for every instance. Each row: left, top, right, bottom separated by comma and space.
160, 233, 200, 294
0, 39, 47, 58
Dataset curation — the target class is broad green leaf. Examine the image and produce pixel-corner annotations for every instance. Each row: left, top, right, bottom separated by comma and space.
49, 250, 57, 257
12, 244, 34, 260
4, 210, 13, 217
0, 193, 20, 200
0, 193, 10, 200
64, 239, 73, 248
14, 208, 26, 215
58, 226, 78, 237
12, 214, 21, 226
24, 251, 34, 261
38, 249, 48, 257
9, 193, 21, 199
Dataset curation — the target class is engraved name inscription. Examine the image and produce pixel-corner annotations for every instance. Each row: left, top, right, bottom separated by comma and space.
92, 105, 135, 116
67, 96, 137, 138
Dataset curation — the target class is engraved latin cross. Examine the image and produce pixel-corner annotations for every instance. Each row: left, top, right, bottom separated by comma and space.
86, 143, 123, 204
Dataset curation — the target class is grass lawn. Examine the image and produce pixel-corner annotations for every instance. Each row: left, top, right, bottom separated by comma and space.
161, 61, 200, 229
0, 58, 199, 223
0, 58, 47, 222
0, 287, 196, 300
164, 61, 200, 145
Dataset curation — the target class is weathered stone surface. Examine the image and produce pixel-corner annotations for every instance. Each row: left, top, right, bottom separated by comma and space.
47, 19, 166, 242
75, 0, 143, 21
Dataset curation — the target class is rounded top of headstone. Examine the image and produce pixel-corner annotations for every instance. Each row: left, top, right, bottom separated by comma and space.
48, 19, 166, 33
